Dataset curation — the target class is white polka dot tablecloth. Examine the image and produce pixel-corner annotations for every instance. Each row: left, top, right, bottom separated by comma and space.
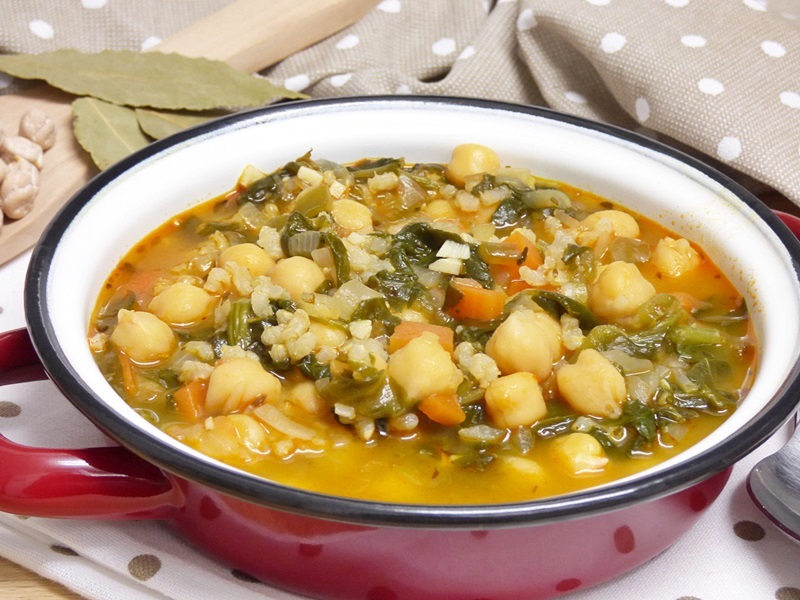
2, 1, 800, 598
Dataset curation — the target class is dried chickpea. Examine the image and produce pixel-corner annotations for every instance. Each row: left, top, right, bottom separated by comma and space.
148, 282, 215, 326
387, 332, 464, 403
205, 357, 282, 414
651, 237, 701, 278
219, 242, 274, 278
445, 143, 500, 187
1, 158, 39, 219
484, 372, 547, 428
2, 135, 43, 169
110, 309, 176, 364
588, 261, 656, 322
19, 108, 57, 151
555, 349, 626, 418
551, 432, 609, 475
269, 256, 326, 301
331, 198, 373, 233
485, 309, 562, 380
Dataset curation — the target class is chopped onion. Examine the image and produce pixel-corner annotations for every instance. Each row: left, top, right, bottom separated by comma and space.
287, 230, 321, 257
333, 279, 383, 320
398, 174, 426, 209
253, 404, 316, 440
436, 239, 471, 260
311, 246, 335, 270
602, 349, 653, 375
429, 257, 463, 275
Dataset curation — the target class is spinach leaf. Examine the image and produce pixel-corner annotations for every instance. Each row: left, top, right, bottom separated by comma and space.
321, 231, 351, 284
280, 211, 316, 256
318, 369, 404, 419
368, 270, 423, 310
348, 157, 404, 180
351, 297, 400, 332
509, 290, 602, 332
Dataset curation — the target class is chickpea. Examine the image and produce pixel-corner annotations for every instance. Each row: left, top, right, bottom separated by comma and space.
269, 256, 326, 301
1, 135, 43, 169
19, 108, 57, 151
148, 282, 214, 326
651, 236, 701, 278
422, 199, 459, 221
285, 379, 326, 414
226, 414, 270, 452
555, 349, 626, 418
588, 261, 656, 322
331, 198, 373, 234
387, 332, 464, 403
110, 309, 176, 364
219, 242, 274, 278
485, 309, 562, 380
484, 372, 547, 428
551, 432, 609, 475
1, 158, 39, 220
578, 210, 640, 240
444, 143, 500, 187
308, 321, 348, 349
205, 357, 282, 414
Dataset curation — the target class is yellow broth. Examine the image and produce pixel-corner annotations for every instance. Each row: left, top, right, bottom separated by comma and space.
88, 146, 756, 504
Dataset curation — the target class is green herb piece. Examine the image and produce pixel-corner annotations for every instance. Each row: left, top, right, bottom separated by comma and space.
509, 290, 602, 332
72, 98, 151, 169
297, 354, 332, 381
348, 157, 404, 179
227, 299, 254, 348
351, 297, 400, 332
0, 49, 304, 110
321, 232, 351, 285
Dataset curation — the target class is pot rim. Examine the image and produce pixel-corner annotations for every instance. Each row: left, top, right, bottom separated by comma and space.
24, 95, 800, 528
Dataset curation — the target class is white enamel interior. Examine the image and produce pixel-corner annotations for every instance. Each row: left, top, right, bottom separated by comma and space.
42, 99, 800, 485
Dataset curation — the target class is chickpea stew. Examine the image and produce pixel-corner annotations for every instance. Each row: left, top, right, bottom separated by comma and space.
88, 144, 756, 504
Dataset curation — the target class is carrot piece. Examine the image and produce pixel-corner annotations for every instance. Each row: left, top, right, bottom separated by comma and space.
389, 321, 455, 354
505, 279, 533, 296
174, 379, 208, 422
444, 277, 506, 321
490, 230, 544, 285
506, 230, 543, 270
117, 350, 138, 396
417, 393, 466, 426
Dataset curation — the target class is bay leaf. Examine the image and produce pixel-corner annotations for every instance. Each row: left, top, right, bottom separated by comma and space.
0, 49, 305, 111
72, 97, 151, 170
135, 108, 225, 140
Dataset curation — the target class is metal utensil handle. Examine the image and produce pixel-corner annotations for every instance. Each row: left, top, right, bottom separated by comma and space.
0, 328, 181, 520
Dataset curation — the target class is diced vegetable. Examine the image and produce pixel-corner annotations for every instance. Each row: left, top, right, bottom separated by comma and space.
418, 393, 466, 426
444, 277, 506, 321
174, 379, 207, 421
389, 321, 455, 354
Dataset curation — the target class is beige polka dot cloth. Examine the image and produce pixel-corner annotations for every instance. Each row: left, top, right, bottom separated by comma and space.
2, 1, 800, 599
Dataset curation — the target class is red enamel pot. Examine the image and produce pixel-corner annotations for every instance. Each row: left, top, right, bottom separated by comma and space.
3, 97, 800, 600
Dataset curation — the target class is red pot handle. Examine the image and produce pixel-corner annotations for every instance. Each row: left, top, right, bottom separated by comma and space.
0, 328, 182, 520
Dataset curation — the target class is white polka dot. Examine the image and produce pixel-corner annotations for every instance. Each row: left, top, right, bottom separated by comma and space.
0, 73, 13, 89
717, 136, 742, 162
517, 9, 537, 31
329, 73, 353, 88
698, 78, 725, 95
284, 74, 311, 92
780, 91, 800, 108
601, 32, 626, 53
81, 0, 107, 8
376, 0, 401, 12
335, 34, 360, 50
761, 40, 786, 57
665, 0, 690, 6
395, 84, 412, 94
635, 97, 650, 122
585, 0, 611, 5
565, 91, 588, 104
140, 36, 161, 51
457, 46, 476, 60
432, 38, 456, 56
681, 34, 707, 47
29, 20, 54, 39
743, 0, 767, 11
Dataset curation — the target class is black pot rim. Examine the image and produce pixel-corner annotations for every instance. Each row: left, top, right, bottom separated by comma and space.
24, 95, 800, 528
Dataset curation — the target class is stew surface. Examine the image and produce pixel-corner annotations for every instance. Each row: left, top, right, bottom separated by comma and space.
89, 144, 756, 504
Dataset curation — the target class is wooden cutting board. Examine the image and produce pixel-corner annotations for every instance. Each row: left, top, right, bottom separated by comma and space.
0, 0, 377, 267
